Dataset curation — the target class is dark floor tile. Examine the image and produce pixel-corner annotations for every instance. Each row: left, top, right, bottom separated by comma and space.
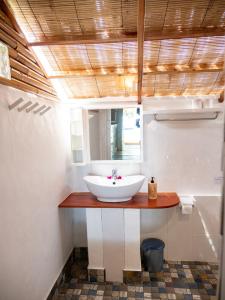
52, 248, 218, 300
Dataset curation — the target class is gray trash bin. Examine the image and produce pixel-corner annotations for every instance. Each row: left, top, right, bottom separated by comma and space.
141, 238, 165, 272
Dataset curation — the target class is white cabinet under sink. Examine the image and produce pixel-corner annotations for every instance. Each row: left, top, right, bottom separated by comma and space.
86, 208, 141, 282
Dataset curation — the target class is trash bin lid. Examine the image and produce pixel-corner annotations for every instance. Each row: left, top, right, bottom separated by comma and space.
141, 238, 165, 251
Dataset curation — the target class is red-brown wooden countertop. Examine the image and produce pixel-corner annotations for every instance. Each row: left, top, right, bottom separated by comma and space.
58, 192, 179, 209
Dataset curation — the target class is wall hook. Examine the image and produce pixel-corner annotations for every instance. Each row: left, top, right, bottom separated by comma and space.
18, 101, 33, 112
33, 105, 46, 114
26, 102, 39, 113
40, 106, 51, 115
8, 98, 24, 110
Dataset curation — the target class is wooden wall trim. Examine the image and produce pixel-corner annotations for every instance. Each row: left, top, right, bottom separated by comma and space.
0, 5, 57, 100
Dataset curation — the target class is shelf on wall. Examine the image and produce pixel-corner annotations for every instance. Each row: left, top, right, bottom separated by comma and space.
143, 107, 224, 116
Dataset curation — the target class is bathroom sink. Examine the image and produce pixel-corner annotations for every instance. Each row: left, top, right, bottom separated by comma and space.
83, 175, 145, 202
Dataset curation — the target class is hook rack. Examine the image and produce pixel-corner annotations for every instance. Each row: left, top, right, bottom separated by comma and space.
8, 98, 52, 116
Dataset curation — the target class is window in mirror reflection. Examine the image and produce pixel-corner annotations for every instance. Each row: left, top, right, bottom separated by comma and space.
88, 108, 141, 161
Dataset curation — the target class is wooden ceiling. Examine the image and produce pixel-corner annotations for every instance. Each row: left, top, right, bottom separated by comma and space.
6, 0, 225, 102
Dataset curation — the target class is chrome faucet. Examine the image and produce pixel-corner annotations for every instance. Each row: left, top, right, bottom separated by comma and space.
112, 168, 118, 180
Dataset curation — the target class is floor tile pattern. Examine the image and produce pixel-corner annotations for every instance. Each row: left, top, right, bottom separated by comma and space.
53, 252, 218, 300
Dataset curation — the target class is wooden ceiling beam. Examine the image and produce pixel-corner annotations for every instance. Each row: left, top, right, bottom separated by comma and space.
147, 63, 223, 74
145, 27, 225, 40
27, 28, 225, 47
28, 33, 136, 46
137, 0, 145, 104
47, 63, 223, 79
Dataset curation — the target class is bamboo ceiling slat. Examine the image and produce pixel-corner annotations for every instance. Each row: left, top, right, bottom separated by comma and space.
145, 0, 225, 33
5, 0, 225, 99
207, 72, 222, 95
31, 34, 224, 98
86, 43, 123, 68
143, 72, 223, 96
62, 73, 220, 98
47, 63, 222, 78
53, 74, 138, 98
145, 0, 168, 32
8, 0, 138, 42
123, 42, 138, 67
96, 75, 125, 97
50, 78, 74, 98
156, 39, 195, 65
8, 0, 82, 41
190, 36, 225, 66
163, 0, 210, 30
29, 36, 224, 75
8, 0, 225, 43
144, 36, 225, 67
76, 0, 122, 33
122, 0, 137, 33
26, 27, 225, 47
142, 75, 155, 96
97, 75, 137, 97
201, 0, 225, 28
181, 72, 221, 95
35, 45, 92, 71
33, 42, 138, 74
63, 76, 100, 98
143, 41, 160, 66
154, 74, 171, 94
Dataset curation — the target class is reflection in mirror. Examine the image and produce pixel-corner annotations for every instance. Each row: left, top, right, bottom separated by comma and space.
88, 108, 141, 161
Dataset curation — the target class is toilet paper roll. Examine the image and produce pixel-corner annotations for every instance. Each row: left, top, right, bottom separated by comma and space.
181, 204, 192, 214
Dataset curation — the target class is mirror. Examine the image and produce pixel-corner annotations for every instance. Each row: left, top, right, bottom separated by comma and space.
88, 107, 141, 161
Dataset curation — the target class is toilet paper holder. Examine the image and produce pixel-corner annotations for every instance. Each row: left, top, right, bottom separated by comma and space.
179, 195, 195, 214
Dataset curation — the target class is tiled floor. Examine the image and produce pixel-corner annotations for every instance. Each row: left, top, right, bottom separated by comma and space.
54, 252, 218, 300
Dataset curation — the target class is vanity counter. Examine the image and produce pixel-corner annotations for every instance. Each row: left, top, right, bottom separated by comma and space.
59, 192, 179, 209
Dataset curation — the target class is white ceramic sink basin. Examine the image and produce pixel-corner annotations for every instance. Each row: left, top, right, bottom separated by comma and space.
83, 175, 145, 202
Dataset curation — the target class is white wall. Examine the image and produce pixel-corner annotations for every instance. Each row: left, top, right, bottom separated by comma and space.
141, 196, 221, 262
142, 113, 223, 195
0, 85, 73, 300
70, 97, 224, 262
140, 110, 223, 262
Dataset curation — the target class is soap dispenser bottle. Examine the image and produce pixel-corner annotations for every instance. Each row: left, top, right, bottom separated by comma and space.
148, 177, 157, 200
